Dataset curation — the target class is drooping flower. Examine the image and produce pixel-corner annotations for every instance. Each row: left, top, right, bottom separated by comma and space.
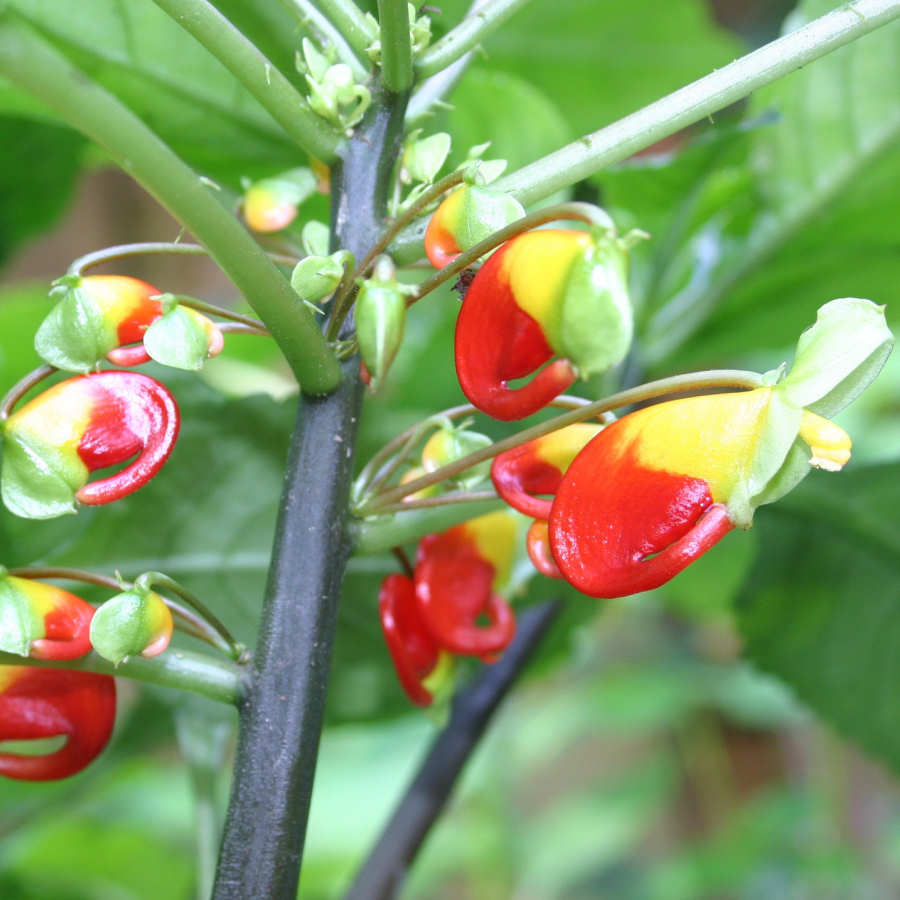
424, 185, 524, 269
413, 511, 518, 657
0, 666, 116, 781
2, 371, 180, 519
454, 228, 635, 420
0, 572, 94, 660
379, 573, 450, 706
548, 298, 893, 598
35, 276, 223, 372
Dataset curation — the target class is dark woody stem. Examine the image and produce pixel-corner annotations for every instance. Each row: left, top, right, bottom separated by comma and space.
409, 201, 620, 305
345, 599, 562, 899
212, 86, 409, 900
69, 242, 301, 276
360, 370, 764, 512
0, 365, 56, 421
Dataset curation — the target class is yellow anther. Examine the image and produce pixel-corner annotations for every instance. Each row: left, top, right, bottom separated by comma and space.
799, 411, 851, 471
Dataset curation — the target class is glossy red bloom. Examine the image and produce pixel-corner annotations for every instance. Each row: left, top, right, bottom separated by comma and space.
414, 513, 517, 658
454, 229, 633, 420
0, 574, 94, 660
2, 371, 180, 518
379, 574, 443, 706
549, 389, 853, 598
0, 666, 116, 781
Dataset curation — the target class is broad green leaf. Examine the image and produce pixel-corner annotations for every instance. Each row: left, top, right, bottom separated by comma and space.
737, 462, 900, 774
0, 117, 84, 265
3, 0, 306, 184
645, 0, 900, 367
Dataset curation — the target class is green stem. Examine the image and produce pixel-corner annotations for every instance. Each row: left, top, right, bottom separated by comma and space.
416, 0, 533, 77
409, 202, 615, 303
0, 364, 55, 421
0, 15, 342, 393
374, 489, 498, 515
495, 0, 900, 206
361, 370, 764, 511
69, 242, 300, 276
317, 0, 376, 58
377, 0, 414, 93
352, 501, 505, 562
0, 649, 245, 705
148, 0, 343, 161
280, 0, 369, 78
157, 294, 267, 331
390, 0, 900, 263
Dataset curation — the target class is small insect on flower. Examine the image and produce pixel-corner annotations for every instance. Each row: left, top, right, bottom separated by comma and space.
1, 371, 179, 519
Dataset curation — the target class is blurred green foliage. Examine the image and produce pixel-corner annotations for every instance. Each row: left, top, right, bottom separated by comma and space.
0, 0, 897, 896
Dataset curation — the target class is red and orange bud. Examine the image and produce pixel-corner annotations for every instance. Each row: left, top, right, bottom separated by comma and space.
379, 573, 444, 706
424, 185, 524, 269
0, 666, 116, 781
455, 228, 635, 420
548, 388, 852, 598
491, 422, 606, 519
414, 511, 517, 658
36, 275, 164, 373
242, 168, 316, 232
2, 371, 179, 519
0, 573, 94, 660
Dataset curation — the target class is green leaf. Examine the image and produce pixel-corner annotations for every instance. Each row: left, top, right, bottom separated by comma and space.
2, 0, 304, 184
646, 0, 900, 367
737, 462, 900, 773
0, 117, 84, 265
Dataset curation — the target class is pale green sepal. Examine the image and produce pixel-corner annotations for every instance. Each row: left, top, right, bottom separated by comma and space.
780, 298, 894, 418
0, 576, 41, 656
729, 389, 805, 527
0, 429, 81, 519
458, 187, 524, 256
301, 221, 330, 257
34, 284, 114, 372
262, 167, 317, 207
557, 238, 633, 379
291, 255, 344, 303
356, 282, 407, 391
143, 306, 209, 371
402, 131, 450, 184
422, 424, 493, 490
749, 438, 811, 512
89, 588, 153, 665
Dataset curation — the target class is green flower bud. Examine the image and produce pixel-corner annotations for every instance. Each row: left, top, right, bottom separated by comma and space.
356, 271, 407, 391
89, 585, 173, 665
421, 423, 493, 489
291, 255, 344, 303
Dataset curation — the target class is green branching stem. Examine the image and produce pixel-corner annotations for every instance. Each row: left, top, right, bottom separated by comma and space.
409, 202, 620, 304
377, 0, 414, 93
69, 242, 300, 276
496, 0, 900, 206
148, 0, 344, 161
391, 0, 900, 262
0, 15, 341, 393
317, 0, 376, 58
359, 369, 765, 512
0, 649, 245, 705
281, 0, 369, 78
416, 0, 533, 77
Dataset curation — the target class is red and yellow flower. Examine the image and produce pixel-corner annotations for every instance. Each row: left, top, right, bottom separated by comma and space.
454, 228, 634, 420
0, 666, 116, 781
548, 388, 852, 598
2, 371, 180, 519
0, 573, 95, 660
379, 511, 519, 704
35, 276, 223, 372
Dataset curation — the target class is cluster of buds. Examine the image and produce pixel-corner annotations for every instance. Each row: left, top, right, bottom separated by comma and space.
380, 511, 519, 706
297, 38, 371, 133
0, 570, 174, 780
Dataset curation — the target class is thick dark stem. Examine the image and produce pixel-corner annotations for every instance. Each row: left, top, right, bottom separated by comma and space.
345, 600, 562, 900
212, 89, 408, 900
